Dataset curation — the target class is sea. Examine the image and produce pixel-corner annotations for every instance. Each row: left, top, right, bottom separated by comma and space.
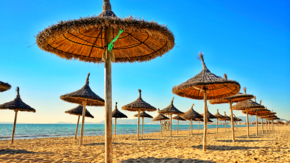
0, 124, 249, 140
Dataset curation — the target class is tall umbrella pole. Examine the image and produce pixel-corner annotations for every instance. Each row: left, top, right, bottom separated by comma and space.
137, 109, 140, 140
75, 115, 80, 139
229, 100, 235, 142
203, 90, 208, 151
177, 120, 179, 134
142, 117, 144, 135
246, 110, 249, 138
190, 120, 193, 135
160, 121, 162, 133
224, 120, 226, 132
79, 101, 87, 146
170, 113, 173, 137
261, 118, 264, 134
11, 109, 18, 145
255, 112, 258, 136
216, 118, 218, 133
104, 26, 113, 163
115, 118, 117, 135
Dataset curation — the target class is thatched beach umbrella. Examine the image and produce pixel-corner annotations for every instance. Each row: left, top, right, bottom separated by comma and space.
122, 89, 156, 141
194, 118, 214, 132
232, 114, 242, 130
0, 81, 11, 92
159, 97, 184, 137
112, 102, 127, 135
0, 87, 36, 145
172, 53, 240, 151
152, 112, 169, 133
233, 97, 265, 138
172, 115, 186, 134
60, 73, 104, 146
218, 111, 231, 132
243, 108, 270, 135
213, 109, 225, 133
65, 105, 94, 139
180, 104, 202, 134
36, 0, 174, 161
134, 111, 152, 135
210, 87, 254, 142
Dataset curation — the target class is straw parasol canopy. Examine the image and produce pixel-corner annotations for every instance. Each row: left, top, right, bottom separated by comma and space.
122, 89, 156, 140
219, 112, 231, 121
181, 104, 202, 135
201, 109, 217, 119
152, 113, 169, 121
60, 73, 104, 106
0, 87, 36, 144
65, 105, 94, 139
195, 118, 213, 123
36, 0, 174, 161
134, 111, 152, 135
0, 81, 11, 92
213, 109, 225, 133
65, 105, 94, 118
233, 97, 265, 138
134, 111, 153, 118
209, 87, 253, 142
152, 112, 169, 134
172, 115, 186, 121
172, 53, 240, 151
112, 102, 127, 135
60, 73, 104, 146
158, 97, 184, 137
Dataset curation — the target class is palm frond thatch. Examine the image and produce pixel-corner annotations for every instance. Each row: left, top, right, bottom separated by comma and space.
152, 113, 169, 121
158, 97, 183, 115
209, 87, 254, 104
112, 102, 127, 118
65, 105, 94, 118
134, 111, 152, 118
180, 104, 202, 120
172, 115, 186, 121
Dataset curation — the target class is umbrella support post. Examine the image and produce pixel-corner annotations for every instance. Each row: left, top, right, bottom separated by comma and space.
79, 101, 87, 146
75, 115, 80, 139
177, 120, 179, 134
115, 118, 117, 135
142, 117, 144, 136
261, 118, 264, 134
203, 90, 208, 151
190, 120, 193, 135
137, 109, 140, 140
104, 26, 113, 163
256, 112, 258, 136
11, 110, 18, 145
229, 101, 235, 142
225, 120, 226, 132
246, 110, 249, 138
216, 118, 218, 133
170, 114, 172, 137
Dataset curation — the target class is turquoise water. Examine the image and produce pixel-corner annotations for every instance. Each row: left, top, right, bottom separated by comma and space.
0, 124, 248, 140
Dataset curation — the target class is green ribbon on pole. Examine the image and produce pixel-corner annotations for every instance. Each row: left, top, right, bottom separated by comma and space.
108, 29, 124, 51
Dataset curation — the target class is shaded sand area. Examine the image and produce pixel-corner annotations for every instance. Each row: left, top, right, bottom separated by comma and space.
0, 126, 289, 163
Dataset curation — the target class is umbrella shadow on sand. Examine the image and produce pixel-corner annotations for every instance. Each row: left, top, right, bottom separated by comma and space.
0, 149, 52, 155
192, 145, 266, 151
120, 157, 215, 163
235, 135, 262, 138
84, 142, 131, 146
215, 139, 266, 143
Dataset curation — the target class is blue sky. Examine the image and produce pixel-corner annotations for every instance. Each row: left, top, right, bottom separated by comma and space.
0, 0, 289, 123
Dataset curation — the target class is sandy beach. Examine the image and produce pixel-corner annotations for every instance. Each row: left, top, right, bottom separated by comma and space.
0, 126, 289, 163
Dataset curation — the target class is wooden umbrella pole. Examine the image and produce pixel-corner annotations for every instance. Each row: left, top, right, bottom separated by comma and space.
246, 110, 249, 138
256, 112, 258, 136
79, 101, 87, 146
261, 118, 264, 134
216, 118, 218, 133
11, 109, 18, 145
190, 120, 193, 135
177, 120, 179, 134
142, 117, 144, 135
224, 120, 226, 132
115, 118, 117, 135
170, 113, 172, 137
75, 115, 80, 139
104, 26, 113, 163
229, 100, 235, 142
137, 109, 140, 140
203, 90, 208, 151
160, 121, 162, 133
